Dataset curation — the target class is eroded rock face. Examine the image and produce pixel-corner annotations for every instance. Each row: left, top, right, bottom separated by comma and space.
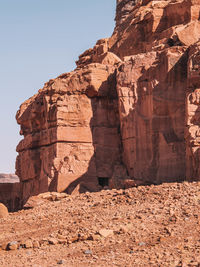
0, 203, 9, 218
0, 183, 22, 212
15, 0, 200, 207
117, 47, 187, 184
109, 0, 200, 58
0, 174, 21, 211
16, 63, 124, 198
186, 41, 200, 180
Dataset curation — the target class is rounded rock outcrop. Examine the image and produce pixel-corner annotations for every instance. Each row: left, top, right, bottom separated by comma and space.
0, 203, 9, 218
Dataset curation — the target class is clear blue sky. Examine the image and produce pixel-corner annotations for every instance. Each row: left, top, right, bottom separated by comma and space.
0, 0, 116, 173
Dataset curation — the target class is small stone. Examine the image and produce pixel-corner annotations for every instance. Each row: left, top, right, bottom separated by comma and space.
48, 238, 58, 245
33, 240, 40, 248
120, 223, 133, 233
8, 241, 18, 250
138, 242, 146, 246
87, 234, 100, 241
0, 203, 9, 218
70, 236, 79, 243
58, 239, 68, 245
98, 229, 114, 238
57, 234, 66, 240
84, 249, 92, 255
93, 255, 99, 259
57, 259, 66, 265
78, 233, 88, 241
24, 239, 33, 248
0, 243, 8, 250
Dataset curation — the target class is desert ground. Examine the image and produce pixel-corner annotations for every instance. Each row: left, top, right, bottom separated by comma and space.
1, 181, 200, 266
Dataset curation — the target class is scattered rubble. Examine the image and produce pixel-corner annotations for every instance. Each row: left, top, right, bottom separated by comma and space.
0, 182, 200, 266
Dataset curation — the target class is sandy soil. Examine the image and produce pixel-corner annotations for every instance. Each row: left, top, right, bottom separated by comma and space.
1, 181, 200, 266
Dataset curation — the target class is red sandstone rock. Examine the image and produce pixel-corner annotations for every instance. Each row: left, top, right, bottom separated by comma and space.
16, 63, 122, 198
0, 183, 22, 211
109, 0, 200, 58
116, 47, 187, 184
14, 0, 200, 207
0, 203, 9, 218
0, 174, 21, 211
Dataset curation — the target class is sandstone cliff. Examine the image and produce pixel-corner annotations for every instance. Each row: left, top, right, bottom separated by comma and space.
13, 0, 200, 209
0, 174, 21, 211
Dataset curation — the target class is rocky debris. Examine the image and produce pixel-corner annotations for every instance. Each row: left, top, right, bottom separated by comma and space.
57, 259, 66, 265
7, 241, 18, 251
98, 229, 114, 238
0, 203, 9, 218
32, 240, 40, 248
84, 249, 92, 255
23, 239, 33, 249
38, 192, 69, 201
14, 0, 200, 207
0, 183, 200, 265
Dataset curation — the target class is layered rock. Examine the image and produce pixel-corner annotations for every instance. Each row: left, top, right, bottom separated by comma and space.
0, 174, 21, 211
186, 41, 200, 180
0, 183, 22, 212
14, 0, 200, 208
110, 0, 200, 57
16, 63, 124, 201
117, 47, 187, 184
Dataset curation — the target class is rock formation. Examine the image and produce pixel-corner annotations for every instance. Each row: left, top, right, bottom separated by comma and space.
0, 174, 21, 211
0, 203, 8, 218
13, 0, 200, 209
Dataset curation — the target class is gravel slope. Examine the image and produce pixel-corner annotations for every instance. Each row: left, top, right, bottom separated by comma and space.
1, 182, 200, 266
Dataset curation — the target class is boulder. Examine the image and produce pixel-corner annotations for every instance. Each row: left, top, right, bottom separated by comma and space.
0, 203, 9, 218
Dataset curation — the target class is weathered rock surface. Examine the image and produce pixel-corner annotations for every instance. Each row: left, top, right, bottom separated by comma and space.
117, 47, 187, 184
13, 0, 200, 208
16, 63, 123, 201
0, 174, 22, 211
110, 0, 200, 58
0, 183, 23, 212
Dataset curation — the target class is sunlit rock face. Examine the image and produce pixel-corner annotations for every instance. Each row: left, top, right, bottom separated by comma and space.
117, 47, 188, 184
16, 63, 124, 199
110, 0, 200, 58
14, 0, 200, 208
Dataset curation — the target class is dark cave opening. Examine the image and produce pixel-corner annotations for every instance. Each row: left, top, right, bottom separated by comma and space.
98, 177, 109, 187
